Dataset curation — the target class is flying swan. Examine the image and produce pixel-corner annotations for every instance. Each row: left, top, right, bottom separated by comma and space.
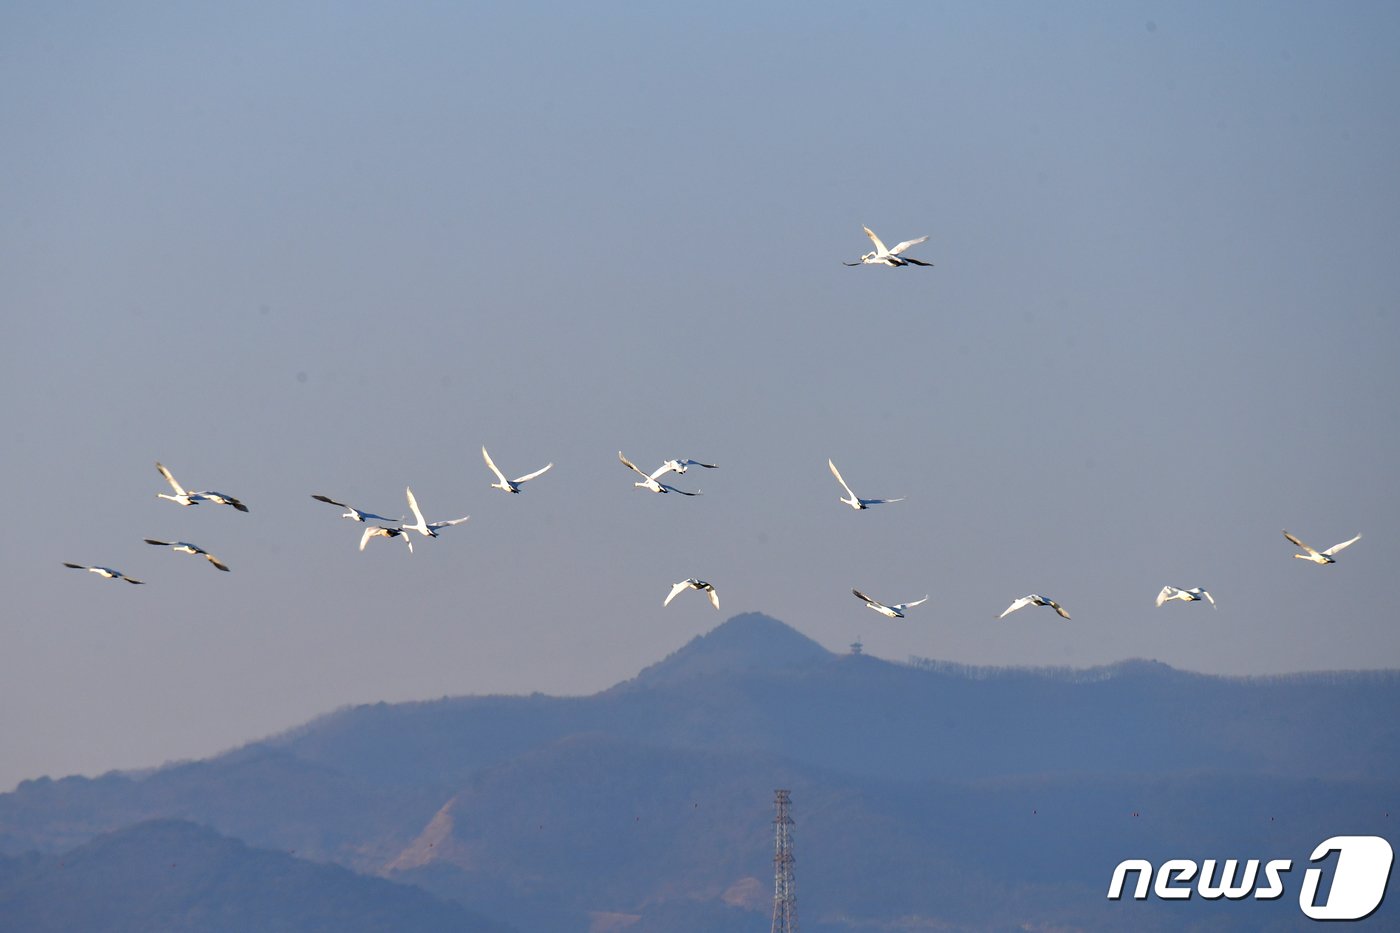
829, 459, 904, 510
618, 452, 701, 495
1155, 585, 1215, 607
1282, 530, 1361, 565
63, 563, 144, 584
664, 578, 720, 609
143, 539, 230, 572
482, 446, 553, 494
843, 226, 932, 267
998, 594, 1071, 620
852, 588, 928, 618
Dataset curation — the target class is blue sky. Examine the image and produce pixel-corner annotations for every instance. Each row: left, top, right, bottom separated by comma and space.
2, 2, 1398, 790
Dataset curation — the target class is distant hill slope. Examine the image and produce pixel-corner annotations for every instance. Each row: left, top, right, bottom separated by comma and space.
0, 819, 513, 933
384, 731, 1395, 932
1, 613, 1397, 930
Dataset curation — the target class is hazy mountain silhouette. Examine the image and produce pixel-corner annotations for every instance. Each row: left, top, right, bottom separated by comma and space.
624, 611, 833, 687
0, 819, 513, 933
2, 613, 1396, 930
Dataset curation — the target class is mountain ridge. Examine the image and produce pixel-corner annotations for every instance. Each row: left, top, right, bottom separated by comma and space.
2, 612, 1396, 931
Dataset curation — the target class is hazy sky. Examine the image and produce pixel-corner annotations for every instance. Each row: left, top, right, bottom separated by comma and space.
3, 2, 1398, 791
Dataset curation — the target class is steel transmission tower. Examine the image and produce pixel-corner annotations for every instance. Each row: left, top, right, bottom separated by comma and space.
771, 788, 799, 933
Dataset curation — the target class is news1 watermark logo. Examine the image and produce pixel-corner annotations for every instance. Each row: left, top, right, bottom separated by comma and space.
1108, 835, 1393, 921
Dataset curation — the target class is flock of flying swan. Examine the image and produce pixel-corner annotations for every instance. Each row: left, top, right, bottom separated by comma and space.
71, 462, 253, 578
61, 228, 1365, 636
61, 454, 1368, 628
60, 449, 1368, 630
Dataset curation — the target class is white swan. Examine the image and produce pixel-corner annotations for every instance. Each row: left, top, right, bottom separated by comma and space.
155, 462, 202, 507
482, 446, 553, 494
998, 594, 1071, 620
618, 451, 701, 495
63, 563, 144, 584
401, 487, 469, 538
843, 226, 932, 267
1283, 530, 1361, 565
852, 588, 927, 618
311, 494, 398, 523
829, 459, 903, 510
360, 525, 413, 553
192, 490, 249, 512
664, 578, 720, 609
654, 458, 718, 477
154, 462, 248, 512
143, 539, 230, 572
1155, 585, 1215, 608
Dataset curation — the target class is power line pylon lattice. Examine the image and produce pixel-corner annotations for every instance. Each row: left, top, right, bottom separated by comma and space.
771, 788, 798, 933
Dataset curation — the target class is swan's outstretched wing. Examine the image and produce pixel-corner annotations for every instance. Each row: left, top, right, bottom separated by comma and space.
513, 463, 553, 485
156, 462, 186, 495
889, 235, 928, 255
853, 588, 891, 612
1322, 533, 1362, 557
1282, 531, 1318, 556
900, 256, 933, 267
618, 451, 651, 480
481, 447, 510, 486
894, 596, 929, 612
999, 596, 1033, 619
1046, 599, 1071, 620
405, 487, 427, 529
664, 580, 690, 607
704, 584, 720, 610
862, 226, 889, 255
312, 494, 349, 508
858, 496, 904, 507
828, 459, 858, 500
428, 515, 470, 532
1155, 585, 1177, 607
658, 482, 701, 496
204, 553, 230, 572
1193, 588, 1216, 607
